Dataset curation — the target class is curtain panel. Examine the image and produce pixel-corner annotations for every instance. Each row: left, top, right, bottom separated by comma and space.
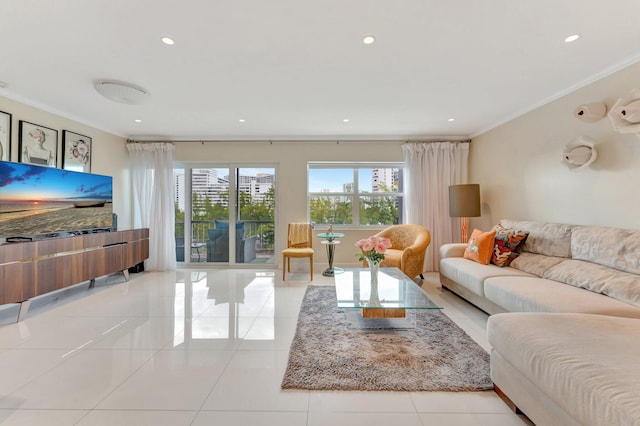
403, 142, 469, 272
127, 142, 176, 271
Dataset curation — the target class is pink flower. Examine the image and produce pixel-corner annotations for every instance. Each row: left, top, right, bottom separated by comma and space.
374, 243, 388, 254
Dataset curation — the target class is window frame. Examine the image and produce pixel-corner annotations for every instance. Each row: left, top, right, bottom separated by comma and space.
307, 161, 405, 229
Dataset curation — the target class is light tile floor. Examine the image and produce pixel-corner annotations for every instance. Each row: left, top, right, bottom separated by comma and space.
0, 269, 533, 425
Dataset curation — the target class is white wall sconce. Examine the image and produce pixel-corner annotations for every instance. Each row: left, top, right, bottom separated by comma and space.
574, 102, 607, 123
608, 88, 640, 135
562, 136, 597, 171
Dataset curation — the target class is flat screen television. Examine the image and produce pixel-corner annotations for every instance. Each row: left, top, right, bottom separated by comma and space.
0, 160, 113, 242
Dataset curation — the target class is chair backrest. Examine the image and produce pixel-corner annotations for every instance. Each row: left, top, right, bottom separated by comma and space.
378, 224, 430, 250
287, 223, 312, 248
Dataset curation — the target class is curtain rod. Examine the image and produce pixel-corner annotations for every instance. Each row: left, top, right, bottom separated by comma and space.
404, 139, 471, 144
127, 139, 407, 144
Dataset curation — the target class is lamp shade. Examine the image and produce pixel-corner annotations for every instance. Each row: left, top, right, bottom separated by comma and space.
449, 184, 481, 217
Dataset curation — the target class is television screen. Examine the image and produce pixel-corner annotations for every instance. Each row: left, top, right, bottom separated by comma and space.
0, 160, 113, 241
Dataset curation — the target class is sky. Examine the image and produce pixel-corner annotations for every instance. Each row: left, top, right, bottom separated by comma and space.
0, 161, 113, 202
309, 169, 373, 192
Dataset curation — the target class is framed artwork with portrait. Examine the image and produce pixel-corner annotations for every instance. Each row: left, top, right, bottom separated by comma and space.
18, 120, 58, 167
0, 110, 11, 161
62, 130, 92, 172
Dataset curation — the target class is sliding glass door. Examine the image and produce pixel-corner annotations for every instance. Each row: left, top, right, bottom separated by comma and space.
174, 164, 276, 266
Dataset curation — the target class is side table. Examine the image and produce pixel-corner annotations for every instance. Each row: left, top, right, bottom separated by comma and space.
317, 232, 345, 277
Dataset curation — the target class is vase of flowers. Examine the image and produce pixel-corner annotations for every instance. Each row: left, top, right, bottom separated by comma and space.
355, 235, 392, 287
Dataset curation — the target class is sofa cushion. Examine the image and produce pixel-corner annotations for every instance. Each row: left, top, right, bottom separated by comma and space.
509, 252, 566, 277
543, 259, 640, 308
440, 257, 534, 297
463, 228, 496, 265
487, 313, 640, 425
571, 225, 640, 275
491, 224, 528, 267
484, 276, 640, 318
499, 220, 573, 258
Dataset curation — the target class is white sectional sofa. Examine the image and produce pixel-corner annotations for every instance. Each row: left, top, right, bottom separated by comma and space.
439, 219, 640, 426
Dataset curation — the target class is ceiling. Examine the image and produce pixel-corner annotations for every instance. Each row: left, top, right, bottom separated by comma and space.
1, 0, 640, 141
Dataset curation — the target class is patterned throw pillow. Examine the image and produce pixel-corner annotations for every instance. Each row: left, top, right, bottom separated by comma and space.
463, 228, 496, 265
491, 224, 529, 267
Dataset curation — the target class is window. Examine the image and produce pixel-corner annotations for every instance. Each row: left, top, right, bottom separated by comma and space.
308, 162, 404, 227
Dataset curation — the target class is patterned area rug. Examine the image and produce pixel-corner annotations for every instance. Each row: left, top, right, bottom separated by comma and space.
282, 285, 493, 391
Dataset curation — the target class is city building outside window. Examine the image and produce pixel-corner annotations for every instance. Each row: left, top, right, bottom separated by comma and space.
308, 162, 404, 227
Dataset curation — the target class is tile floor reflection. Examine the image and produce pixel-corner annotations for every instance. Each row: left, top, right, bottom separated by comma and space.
0, 269, 532, 425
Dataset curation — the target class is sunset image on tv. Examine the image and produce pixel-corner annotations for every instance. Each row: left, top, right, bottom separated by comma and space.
0, 160, 113, 238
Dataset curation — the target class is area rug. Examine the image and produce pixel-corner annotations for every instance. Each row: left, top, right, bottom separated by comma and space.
281, 285, 493, 391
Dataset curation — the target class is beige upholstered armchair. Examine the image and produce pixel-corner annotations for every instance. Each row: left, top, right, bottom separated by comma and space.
361, 224, 431, 279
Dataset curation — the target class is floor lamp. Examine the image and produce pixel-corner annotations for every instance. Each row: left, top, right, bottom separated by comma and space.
449, 184, 481, 243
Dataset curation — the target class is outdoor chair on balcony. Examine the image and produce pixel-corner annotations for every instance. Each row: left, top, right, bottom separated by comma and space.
206, 220, 257, 263
175, 237, 185, 262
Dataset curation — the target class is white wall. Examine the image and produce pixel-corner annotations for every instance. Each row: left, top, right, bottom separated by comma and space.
470, 61, 640, 231
175, 140, 404, 265
0, 96, 132, 229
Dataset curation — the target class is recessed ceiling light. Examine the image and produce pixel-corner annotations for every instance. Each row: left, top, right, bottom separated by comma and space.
161, 36, 175, 45
564, 34, 580, 43
134, 119, 142, 123
362, 35, 375, 45
343, 118, 350, 123
239, 119, 246, 123
447, 118, 455, 122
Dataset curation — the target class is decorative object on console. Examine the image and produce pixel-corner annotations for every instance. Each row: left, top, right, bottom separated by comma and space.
0, 110, 11, 161
608, 88, 640, 135
573, 101, 606, 122
62, 130, 92, 172
463, 228, 496, 265
562, 136, 598, 171
449, 183, 481, 243
18, 121, 58, 167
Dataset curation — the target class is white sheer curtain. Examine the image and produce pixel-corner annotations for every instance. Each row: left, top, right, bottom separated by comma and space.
127, 142, 176, 271
403, 142, 469, 272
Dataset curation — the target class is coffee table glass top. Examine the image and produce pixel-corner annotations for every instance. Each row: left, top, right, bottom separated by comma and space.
335, 267, 443, 310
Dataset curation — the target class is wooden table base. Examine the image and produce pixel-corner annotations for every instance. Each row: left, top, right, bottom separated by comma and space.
362, 308, 406, 318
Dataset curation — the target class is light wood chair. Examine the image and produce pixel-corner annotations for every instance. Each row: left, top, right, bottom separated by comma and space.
282, 223, 314, 281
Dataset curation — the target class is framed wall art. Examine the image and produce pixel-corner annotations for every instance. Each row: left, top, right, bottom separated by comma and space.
62, 130, 92, 172
0, 110, 11, 161
18, 120, 58, 167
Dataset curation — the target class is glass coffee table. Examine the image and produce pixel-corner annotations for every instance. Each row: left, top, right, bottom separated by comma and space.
335, 267, 443, 328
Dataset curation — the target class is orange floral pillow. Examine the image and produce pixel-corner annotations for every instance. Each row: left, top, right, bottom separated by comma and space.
463, 228, 496, 265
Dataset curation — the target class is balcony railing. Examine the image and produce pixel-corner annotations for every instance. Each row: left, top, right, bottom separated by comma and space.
175, 220, 274, 252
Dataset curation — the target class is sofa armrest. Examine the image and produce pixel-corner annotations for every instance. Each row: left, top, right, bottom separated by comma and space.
440, 243, 467, 259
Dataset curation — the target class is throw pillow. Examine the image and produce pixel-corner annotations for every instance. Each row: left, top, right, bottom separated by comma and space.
491, 224, 529, 267
463, 228, 496, 265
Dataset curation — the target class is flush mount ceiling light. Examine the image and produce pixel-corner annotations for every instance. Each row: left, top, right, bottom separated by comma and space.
447, 118, 455, 122
94, 81, 151, 105
362, 35, 375, 45
161, 36, 175, 45
564, 34, 580, 43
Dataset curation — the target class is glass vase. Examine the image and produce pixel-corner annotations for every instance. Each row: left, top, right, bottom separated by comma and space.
368, 260, 380, 287
368, 260, 380, 306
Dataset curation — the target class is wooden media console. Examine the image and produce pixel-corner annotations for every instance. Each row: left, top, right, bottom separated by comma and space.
0, 228, 149, 321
